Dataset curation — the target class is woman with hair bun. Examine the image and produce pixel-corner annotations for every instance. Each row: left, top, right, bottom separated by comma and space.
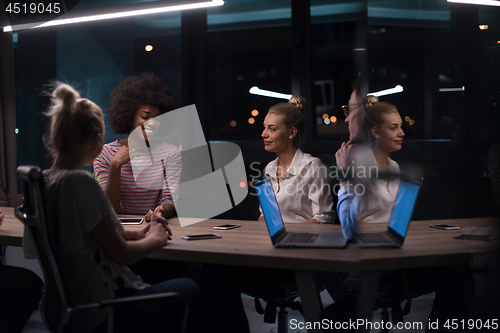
336, 96, 404, 239
93, 73, 180, 221
333, 94, 473, 332
363, 98, 404, 173
221, 96, 335, 300
23, 83, 249, 333
260, 95, 335, 223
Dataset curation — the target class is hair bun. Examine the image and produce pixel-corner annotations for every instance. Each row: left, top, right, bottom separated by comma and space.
53, 83, 79, 111
364, 95, 379, 110
288, 95, 306, 112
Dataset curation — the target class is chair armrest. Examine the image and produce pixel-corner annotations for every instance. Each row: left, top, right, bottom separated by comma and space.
62, 292, 188, 333
100, 291, 188, 308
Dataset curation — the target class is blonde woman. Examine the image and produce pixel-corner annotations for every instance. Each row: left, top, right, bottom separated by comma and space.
260, 96, 336, 223
335, 94, 473, 330
23, 83, 249, 333
336, 96, 404, 239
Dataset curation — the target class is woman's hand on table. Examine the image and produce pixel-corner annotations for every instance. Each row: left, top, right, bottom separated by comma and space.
153, 205, 165, 217
123, 214, 171, 242
144, 210, 153, 223
145, 206, 163, 221
145, 207, 163, 222
302, 218, 319, 224
136, 224, 151, 239
153, 214, 171, 232
146, 215, 172, 246
144, 205, 172, 222
123, 224, 151, 240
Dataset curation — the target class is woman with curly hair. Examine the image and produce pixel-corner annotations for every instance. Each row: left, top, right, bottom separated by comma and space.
24, 82, 249, 333
94, 73, 180, 220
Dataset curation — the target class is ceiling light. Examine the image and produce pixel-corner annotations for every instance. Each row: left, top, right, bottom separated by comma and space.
447, 0, 500, 6
479, 25, 489, 30
368, 85, 404, 97
3, 0, 224, 32
249, 86, 292, 100
439, 86, 465, 92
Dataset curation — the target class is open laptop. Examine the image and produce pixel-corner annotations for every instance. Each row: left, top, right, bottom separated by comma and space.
355, 176, 422, 247
255, 178, 347, 248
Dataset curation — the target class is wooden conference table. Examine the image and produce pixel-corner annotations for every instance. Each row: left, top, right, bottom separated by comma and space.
0, 207, 498, 332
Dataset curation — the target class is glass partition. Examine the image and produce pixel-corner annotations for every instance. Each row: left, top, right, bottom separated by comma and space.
206, 0, 292, 141
14, 11, 181, 169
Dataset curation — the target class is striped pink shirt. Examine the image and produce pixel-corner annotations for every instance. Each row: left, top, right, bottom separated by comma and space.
93, 140, 181, 215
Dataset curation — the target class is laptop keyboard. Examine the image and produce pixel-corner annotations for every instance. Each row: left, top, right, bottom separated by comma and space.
357, 233, 392, 244
284, 233, 319, 244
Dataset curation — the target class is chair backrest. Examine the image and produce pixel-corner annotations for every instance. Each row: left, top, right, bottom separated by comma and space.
16, 165, 67, 332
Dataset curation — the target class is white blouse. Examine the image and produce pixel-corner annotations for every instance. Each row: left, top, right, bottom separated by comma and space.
259, 148, 336, 223
338, 145, 400, 224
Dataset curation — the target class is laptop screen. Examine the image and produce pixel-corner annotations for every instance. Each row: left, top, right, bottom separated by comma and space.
255, 178, 284, 237
388, 178, 421, 238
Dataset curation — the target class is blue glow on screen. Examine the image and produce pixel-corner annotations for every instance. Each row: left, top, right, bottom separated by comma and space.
388, 180, 419, 237
257, 180, 283, 237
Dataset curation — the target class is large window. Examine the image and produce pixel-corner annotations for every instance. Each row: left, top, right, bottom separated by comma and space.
7, 0, 500, 218
14, 10, 181, 169
206, 0, 292, 142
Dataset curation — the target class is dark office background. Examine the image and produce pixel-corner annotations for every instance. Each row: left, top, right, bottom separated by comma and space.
6, 0, 500, 221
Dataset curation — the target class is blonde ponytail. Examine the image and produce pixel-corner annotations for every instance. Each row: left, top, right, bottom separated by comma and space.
45, 83, 104, 161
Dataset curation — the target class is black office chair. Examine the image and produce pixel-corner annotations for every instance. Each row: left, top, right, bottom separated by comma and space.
246, 271, 349, 333
374, 273, 413, 332
244, 281, 303, 333
345, 270, 417, 333
15, 165, 188, 333
236, 265, 317, 333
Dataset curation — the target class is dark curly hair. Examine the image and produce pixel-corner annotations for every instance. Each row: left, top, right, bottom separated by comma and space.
108, 73, 178, 134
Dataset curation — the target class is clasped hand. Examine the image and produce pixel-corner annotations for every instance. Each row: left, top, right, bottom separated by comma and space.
125, 214, 172, 244
144, 205, 165, 222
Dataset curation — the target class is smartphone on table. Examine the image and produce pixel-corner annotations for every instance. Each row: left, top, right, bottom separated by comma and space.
213, 224, 241, 230
430, 224, 459, 230
119, 218, 144, 225
181, 234, 222, 240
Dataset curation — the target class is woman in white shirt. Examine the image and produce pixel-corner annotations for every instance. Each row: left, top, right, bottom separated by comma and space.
260, 96, 335, 223
231, 96, 336, 300
334, 95, 473, 331
336, 97, 405, 239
